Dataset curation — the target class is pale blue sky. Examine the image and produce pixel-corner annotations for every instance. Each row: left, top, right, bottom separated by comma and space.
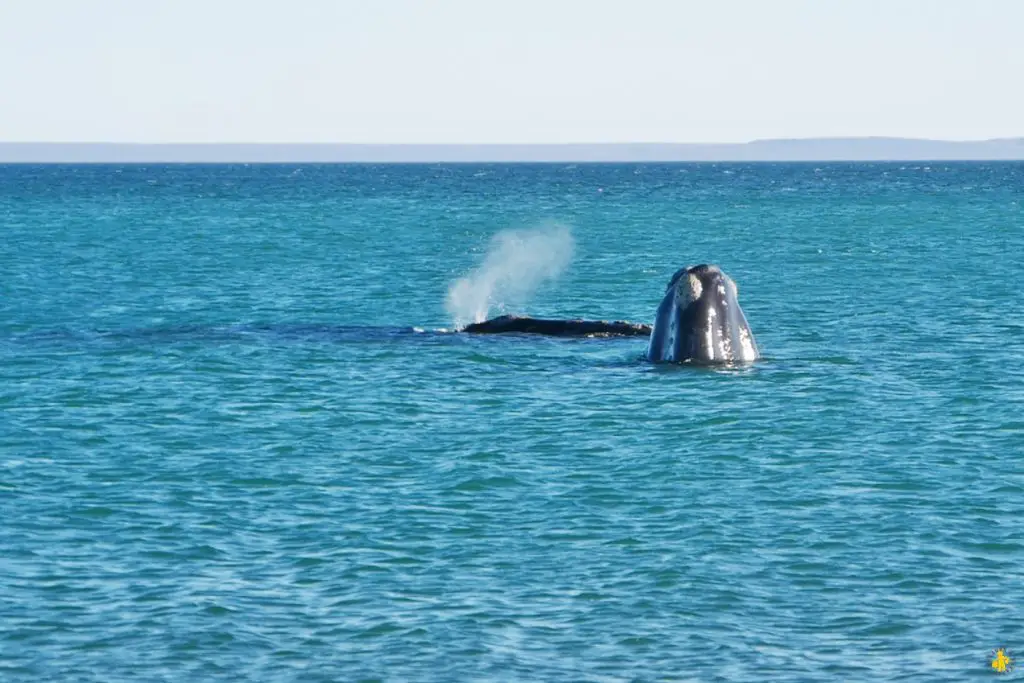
1, 0, 1021, 143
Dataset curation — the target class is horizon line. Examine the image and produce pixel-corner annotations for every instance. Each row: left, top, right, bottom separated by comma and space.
4, 137, 1024, 163
4, 136, 1024, 146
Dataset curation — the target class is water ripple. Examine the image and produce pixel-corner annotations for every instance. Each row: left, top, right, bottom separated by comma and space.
2, 163, 1023, 681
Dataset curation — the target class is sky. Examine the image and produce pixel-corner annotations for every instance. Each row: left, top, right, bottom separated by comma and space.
1, 0, 1021, 144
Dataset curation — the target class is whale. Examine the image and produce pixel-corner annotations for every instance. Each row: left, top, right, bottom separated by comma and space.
646, 264, 758, 364
459, 264, 758, 364
463, 314, 650, 337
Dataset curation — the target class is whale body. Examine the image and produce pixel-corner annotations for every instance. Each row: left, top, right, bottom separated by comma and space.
463, 315, 650, 337
646, 264, 758, 364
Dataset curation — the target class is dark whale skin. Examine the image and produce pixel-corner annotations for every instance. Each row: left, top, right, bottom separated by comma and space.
462, 314, 650, 337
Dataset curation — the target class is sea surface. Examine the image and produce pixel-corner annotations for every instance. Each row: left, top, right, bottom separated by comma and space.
2, 163, 1023, 682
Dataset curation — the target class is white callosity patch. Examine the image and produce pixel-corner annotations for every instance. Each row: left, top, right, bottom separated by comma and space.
738, 326, 757, 361
678, 272, 702, 304
665, 303, 680, 358
716, 281, 733, 360
724, 274, 758, 361
705, 305, 718, 360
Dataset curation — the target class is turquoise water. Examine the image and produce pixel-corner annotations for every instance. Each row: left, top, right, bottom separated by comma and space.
2, 163, 1023, 681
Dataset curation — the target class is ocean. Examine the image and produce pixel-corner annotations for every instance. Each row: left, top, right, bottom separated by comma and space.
2, 162, 1022, 681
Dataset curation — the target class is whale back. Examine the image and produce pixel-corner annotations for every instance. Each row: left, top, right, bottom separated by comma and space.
646, 264, 758, 364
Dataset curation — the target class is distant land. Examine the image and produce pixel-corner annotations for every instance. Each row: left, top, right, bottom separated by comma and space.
2, 138, 1024, 163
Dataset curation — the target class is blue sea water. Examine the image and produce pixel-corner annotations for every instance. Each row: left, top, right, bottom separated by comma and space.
2, 162, 1023, 681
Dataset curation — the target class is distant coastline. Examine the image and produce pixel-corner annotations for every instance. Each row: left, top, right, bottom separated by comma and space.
2, 138, 1024, 163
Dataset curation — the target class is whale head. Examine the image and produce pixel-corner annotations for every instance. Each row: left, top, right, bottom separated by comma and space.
645, 264, 758, 364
